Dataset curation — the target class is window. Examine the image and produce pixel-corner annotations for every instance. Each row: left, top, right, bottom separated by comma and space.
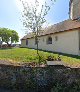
55, 36, 58, 41
47, 36, 52, 44
26, 39, 28, 45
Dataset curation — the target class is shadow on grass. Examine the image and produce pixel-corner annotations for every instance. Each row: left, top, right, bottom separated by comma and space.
40, 50, 80, 59
20, 47, 80, 59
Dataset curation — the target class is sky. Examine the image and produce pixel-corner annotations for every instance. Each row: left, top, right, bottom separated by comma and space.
0, 0, 69, 43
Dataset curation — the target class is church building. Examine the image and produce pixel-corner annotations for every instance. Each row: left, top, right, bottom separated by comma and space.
21, 0, 80, 55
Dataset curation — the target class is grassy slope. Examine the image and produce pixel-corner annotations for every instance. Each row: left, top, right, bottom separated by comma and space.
0, 48, 50, 63
0, 48, 80, 67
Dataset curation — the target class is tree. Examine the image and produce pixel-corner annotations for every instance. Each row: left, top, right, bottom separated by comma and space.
11, 30, 19, 44
0, 28, 19, 46
20, 0, 56, 62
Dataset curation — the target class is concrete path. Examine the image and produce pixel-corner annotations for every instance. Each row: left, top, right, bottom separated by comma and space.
47, 61, 64, 65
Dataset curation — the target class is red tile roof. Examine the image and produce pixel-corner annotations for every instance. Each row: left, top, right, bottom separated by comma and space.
21, 19, 80, 40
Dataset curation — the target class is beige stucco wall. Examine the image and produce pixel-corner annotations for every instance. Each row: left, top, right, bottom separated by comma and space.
21, 40, 27, 47
38, 30, 79, 55
55, 30, 79, 55
28, 38, 36, 48
21, 30, 79, 55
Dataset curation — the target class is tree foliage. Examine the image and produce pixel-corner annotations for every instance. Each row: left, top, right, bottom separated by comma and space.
0, 28, 19, 45
21, 0, 56, 32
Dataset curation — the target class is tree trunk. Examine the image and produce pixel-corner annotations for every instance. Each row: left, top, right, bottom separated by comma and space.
36, 28, 40, 63
0, 41, 3, 49
36, 27, 39, 55
37, 37, 39, 55
7, 42, 9, 46
6, 42, 11, 47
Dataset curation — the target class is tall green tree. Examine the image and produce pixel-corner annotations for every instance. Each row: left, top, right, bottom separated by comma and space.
11, 30, 19, 44
0, 28, 19, 46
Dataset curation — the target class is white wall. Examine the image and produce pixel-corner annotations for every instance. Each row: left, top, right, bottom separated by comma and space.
21, 30, 79, 55
21, 40, 26, 47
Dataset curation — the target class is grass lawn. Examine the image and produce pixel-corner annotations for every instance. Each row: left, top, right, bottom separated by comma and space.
0, 48, 80, 67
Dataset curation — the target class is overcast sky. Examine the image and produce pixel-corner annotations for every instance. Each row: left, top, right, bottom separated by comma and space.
0, 0, 69, 43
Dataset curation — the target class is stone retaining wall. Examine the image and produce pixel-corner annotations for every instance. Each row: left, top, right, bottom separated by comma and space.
0, 64, 80, 92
